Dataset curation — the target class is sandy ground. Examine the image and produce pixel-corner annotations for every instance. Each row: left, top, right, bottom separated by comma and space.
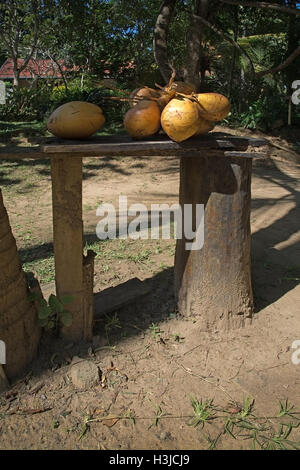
0, 127, 300, 449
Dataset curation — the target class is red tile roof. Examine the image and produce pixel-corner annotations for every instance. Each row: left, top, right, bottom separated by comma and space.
0, 58, 75, 80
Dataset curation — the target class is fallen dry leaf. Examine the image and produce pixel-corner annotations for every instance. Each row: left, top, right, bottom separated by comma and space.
102, 414, 120, 427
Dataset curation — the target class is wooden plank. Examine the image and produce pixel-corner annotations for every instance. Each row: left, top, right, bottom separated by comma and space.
50, 156, 84, 341
41, 133, 267, 155
224, 151, 268, 159
0, 134, 268, 160
94, 278, 152, 317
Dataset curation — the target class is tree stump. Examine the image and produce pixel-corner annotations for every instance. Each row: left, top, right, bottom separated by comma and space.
175, 153, 253, 331
0, 189, 40, 379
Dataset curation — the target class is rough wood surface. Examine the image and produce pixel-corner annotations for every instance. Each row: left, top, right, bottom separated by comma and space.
41, 134, 267, 156
50, 156, 84, 340
0, 133, 267, 160
0, 189, 40, 379
174, 153, 253, 331
0, 365, 9, 392
83, 250, 96, 341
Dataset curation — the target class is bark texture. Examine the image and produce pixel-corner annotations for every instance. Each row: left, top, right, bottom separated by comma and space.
0, 189, 40, 379
185, 0, 209, 90
83, 250, 96, 341
175, 154, 253, 331
153, 0, 177, 83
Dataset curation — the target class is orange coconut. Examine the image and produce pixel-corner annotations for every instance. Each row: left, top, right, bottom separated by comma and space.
130, 87, 162, 106
124, 100, 161, 139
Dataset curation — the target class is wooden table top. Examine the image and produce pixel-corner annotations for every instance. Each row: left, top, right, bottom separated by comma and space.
0, 133, 267, 159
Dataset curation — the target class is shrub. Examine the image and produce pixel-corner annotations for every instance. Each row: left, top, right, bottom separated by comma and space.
227, 94, 288, 131
0, 84, 51, 121
0, 76, 130, 129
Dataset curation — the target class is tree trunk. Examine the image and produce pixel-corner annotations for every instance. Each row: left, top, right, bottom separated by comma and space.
0, 189, 40, 379
284, 1, 300, 105
153, 0, 177, 84
185, 0, 209, 91
175, 154, 253, 331
12, 60, 20, 88
228, 6, 239, 98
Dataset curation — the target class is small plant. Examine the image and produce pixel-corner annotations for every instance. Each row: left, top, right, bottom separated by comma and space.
171, 333, 184, 343
238, 396, 254, 418
104, 312, 122, 343
277, 399, 300, 420
188, 397, 215, 428
149, 323, 163, 340
79, 414, 91, 440
52, 418, 60, 429
29, 293, 74, 330
149, 401, 168, 428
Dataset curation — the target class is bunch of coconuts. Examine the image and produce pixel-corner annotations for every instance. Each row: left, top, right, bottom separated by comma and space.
124, 78, 230, 143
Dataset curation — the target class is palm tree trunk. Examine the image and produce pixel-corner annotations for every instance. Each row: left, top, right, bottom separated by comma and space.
0, 189, 40, 380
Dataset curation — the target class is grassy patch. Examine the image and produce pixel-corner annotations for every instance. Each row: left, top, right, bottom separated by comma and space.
0, 120, 47, 137
23, 257, 55, 284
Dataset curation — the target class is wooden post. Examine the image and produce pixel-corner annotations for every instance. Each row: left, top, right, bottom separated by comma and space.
51, 156, 86, 341
83, 250, 96, 341
175, 153, 253, 331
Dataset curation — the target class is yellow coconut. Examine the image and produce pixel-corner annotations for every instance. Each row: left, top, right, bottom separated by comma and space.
193, 118, 215, 136
47, 101, 105, 139
124, 100, 161, 139
161, 97, 201, 142
194, 93, 230, 121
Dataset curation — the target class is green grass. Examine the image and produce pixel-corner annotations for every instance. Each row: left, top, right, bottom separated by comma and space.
0, 120, 47, 136
0, 158, 50, 192
23, 257, 55, 284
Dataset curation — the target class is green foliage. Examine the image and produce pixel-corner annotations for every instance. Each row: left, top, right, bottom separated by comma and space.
0, 76, 130, 127
0, 84, 51, 121
229, 95, 287, 131
29, 292, 74, 330
49, 77, 129, 127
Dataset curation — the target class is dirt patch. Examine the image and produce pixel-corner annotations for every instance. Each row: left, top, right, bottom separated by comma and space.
0, 127, 300, 449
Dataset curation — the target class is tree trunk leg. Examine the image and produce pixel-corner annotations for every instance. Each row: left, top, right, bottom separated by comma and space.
0, 365, 9, 392
175, 154, 253, 331
51, 156, 85, 341
0, 189, 40, 379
